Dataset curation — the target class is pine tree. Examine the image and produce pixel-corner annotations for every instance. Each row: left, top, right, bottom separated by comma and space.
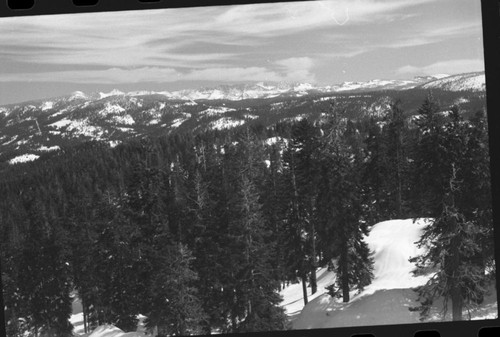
289, 119, 321, 294
382, 99, 410, 217
145, 244, 207, 337
225, 128, 286, 332
411, 165, 487, 321
281, 145, 311, 305
17, 200, 73, 337
316, 103, 374, 303
410, 104, 493, 321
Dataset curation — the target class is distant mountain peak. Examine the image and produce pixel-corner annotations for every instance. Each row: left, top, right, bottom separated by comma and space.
35, 71, 486, 109
431, 73, 450, 79
99, 89, 126, 99
69, 91, 88, 101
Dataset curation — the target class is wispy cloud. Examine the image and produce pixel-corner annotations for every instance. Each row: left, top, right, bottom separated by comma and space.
396, 59, 484, 75
0, 0, 484, 89
0, 0, 436, 69
0, 65, 314, 85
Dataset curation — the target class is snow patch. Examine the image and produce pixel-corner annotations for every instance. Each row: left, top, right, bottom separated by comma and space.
265, 136, 289, 147
111, 114, 135, 125
199, 106, 235, 117
9, 154, 40, 164
244, 114, 259, 120
87, 324, 145, 337
37, 145, 60, 152
147, 118, 161, 125
355, 219, 431, 299
50, 118, 73, 129
69, 91, 88, 101
99, 89, 125, 99
109, 140, 121, 148
209, 117, 245, 130
41, 101, 53, 111
171, 118, 188, 128
100, 102, 125, 115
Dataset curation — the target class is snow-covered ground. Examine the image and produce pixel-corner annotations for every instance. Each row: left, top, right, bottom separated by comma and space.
72, 219, 497, 336
286, 219, 498, 329
8, 154, 40, 165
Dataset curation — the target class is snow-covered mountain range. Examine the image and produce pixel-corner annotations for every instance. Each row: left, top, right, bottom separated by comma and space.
52, 72, 485, 103
0, 72, 486, 166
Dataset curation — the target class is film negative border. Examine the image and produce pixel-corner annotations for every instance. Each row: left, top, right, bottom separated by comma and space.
0, 0, 499, 337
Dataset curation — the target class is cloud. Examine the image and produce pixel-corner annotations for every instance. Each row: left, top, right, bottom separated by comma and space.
396, 59, 484, 75
275, 57, 316, 82
0, 65, 314, 85
0, 0, 437, 71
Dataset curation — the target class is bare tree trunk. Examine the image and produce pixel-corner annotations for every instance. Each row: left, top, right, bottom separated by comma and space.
301, 275, 309, 306
310, 214, 318, 294
341, 242, 350, 303
82, 296, 88, 334
451, 287, 463, 321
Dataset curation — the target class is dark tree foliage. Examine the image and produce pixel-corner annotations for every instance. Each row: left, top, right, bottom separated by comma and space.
409, 103, 494, 321
0, 94, 495, 336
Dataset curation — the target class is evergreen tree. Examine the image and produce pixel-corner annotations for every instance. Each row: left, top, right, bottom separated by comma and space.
289, 119, 321, 294
17, 200, 73, 337
382, 99, 410, 217
316, 103, 374, 303
145, 244, 207, 336
225, 128, 286, 332
410, 105, 493, 321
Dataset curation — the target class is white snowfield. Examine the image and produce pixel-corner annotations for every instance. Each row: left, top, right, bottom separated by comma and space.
291, 219, 498, 329
357, 219, 431, 299
86, 324, 145, 337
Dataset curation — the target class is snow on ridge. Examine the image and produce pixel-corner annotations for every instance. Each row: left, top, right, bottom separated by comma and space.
50, 117, 106, 140
420, 72, 485, 91
199, 106, 235, 117
244, 114, 259, 120
112, 114, 135, 125
8, 154, 40, 165
50, 118, 73, 129
431, 73, 450, 79
100, 102, 125, 115
41, 101, 54, 111
171, 117, 188, 128
99, 89, 125, 99
37, 145, 60, 152
69, 91, 88, 101
209, 117, 245, 130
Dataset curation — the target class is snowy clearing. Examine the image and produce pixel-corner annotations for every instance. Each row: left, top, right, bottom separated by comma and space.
290, 219, 497, 329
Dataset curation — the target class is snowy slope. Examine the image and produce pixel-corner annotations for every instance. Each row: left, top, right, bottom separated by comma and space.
280, 267, 336, 318
290, 219, 497, 329
419, 72, 485, 91
84, 324, 145, 337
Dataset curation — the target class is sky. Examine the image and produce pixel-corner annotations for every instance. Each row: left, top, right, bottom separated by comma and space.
0, 0, 485, 105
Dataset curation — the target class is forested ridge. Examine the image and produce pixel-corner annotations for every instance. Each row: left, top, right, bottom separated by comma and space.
0, 94, 495, 336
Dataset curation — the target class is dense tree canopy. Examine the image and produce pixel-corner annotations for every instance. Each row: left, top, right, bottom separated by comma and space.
0, 95, 494, 335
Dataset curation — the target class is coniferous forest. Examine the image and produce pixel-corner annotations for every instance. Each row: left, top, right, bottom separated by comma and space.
0, 95, 496, 336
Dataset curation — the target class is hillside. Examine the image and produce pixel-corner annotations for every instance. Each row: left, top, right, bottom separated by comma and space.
419, 72, 485, 92
0, 72, 487, 168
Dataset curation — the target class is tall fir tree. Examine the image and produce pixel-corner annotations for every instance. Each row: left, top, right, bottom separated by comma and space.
316, 103, 374, 303
410, 104, 493, 321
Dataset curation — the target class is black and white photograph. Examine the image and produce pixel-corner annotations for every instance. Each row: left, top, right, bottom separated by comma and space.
0, 0, 497, 336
